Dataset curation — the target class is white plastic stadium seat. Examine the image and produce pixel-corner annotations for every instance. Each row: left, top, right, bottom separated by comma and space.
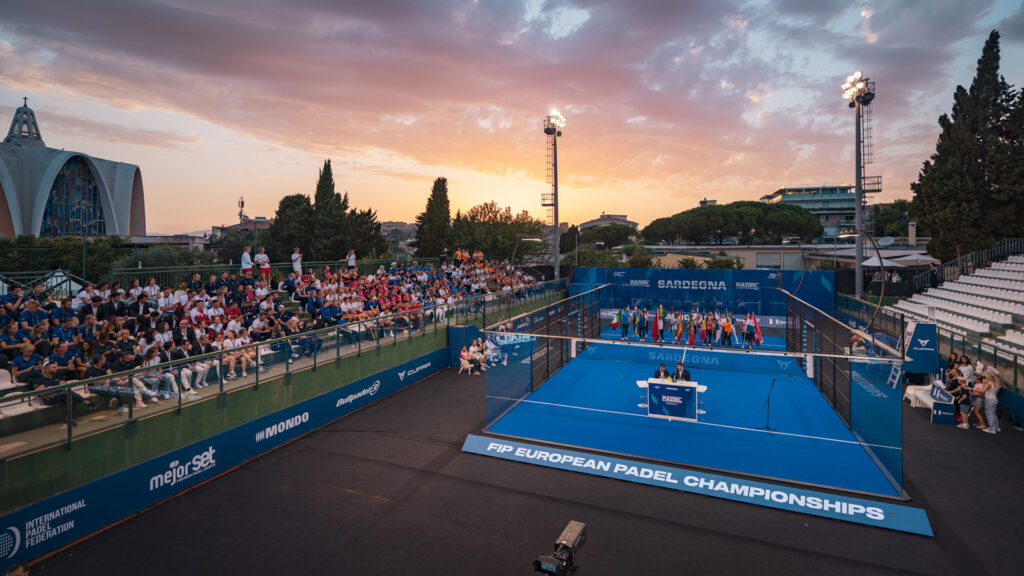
458, 357, 476, 375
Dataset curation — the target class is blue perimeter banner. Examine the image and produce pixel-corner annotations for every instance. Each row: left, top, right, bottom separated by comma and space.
573, 267, 836, 314
0, 348, 449, 571
462, 434, 933, 536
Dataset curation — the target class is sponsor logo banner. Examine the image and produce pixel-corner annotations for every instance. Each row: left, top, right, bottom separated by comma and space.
0, 348, 449, 571
904, 323, 939, 374
462, 435, 933, 536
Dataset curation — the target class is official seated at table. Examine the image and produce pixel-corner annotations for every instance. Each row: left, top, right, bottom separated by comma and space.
671, 362, 691, 382
653, 364, 670, 379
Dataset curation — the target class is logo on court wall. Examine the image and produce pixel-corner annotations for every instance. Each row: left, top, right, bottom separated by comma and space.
399, 362, 432, 382
917, 339, 931, 348
2, 498, 88, 558
1, 526, 19, 559
149, 447, 217, 492
656, 280, 726, 290
336, 380, 381, 407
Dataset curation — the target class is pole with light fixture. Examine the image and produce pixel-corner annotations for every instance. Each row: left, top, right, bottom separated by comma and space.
543, 110, 566, 280
841, 70, 875, 298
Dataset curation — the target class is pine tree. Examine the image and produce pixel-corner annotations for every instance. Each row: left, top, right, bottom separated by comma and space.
311, 159, 348, 260
911, 30, 1016, 259
411, 177, 451, 257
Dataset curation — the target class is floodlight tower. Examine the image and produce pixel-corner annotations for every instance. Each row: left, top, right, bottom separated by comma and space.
543, 110, 566, 279
841, 71, 876, 298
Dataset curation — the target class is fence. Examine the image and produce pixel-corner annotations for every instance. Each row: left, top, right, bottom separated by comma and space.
837, 293, 1024, 393
0, 270, 89, 300
108, 257, 442, 292
912, 237, 1024, 291
0, 278, 568, 461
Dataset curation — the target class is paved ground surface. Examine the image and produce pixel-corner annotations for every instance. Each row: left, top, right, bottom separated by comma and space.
32, 368, 1024, 575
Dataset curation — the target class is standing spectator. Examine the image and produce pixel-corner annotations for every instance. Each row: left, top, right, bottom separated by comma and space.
928, 262, 940, 289
980, 374, 1002, 434
255, 247, 271, 285
291, 247, 303, 276
347, 249, 357, 272
240, 246, 253, 276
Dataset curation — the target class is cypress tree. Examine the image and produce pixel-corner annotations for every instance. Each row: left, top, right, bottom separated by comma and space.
411, 177, 451, 257
911, 30, 1017, 259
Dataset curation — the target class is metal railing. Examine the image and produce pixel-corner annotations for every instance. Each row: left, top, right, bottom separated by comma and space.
0, 270, 89, 300
0, 278, 569, 461
108, 258, 441, 291
837, 293, 1023, 393
912, 238, 1024, 291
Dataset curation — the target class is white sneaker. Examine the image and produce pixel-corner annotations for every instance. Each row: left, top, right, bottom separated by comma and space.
135, 401, 147, 409
956, 423, 969, 429
241, 372, 248, 378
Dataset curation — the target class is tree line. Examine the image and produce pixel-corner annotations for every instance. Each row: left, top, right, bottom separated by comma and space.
640, 201, 823, 245
911, 30, 1024, 260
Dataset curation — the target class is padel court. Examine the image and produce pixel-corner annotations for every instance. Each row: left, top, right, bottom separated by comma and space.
485, 338, 903, 498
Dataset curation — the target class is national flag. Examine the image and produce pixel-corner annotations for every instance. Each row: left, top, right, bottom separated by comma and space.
612, 310, 620, 330
752, 312, 763, 346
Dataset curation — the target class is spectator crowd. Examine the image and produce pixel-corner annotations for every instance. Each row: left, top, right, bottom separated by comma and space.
0, 248, 537, 420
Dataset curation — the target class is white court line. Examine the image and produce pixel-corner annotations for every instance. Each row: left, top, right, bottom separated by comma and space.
485, 395, 900, 451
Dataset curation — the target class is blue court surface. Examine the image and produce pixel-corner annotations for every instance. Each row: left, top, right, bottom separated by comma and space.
486, 341, 901, 497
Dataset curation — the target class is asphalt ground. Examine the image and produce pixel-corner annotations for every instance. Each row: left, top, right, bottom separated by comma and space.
32, 368, 1024, 575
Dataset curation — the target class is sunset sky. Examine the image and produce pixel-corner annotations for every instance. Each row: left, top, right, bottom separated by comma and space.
1, 0, 1022, 234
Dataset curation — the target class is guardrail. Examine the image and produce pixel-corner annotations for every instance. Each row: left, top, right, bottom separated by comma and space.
0, 278, 568, 461
0, 270, 89, 300
912, 238, 1024, 291
108, 257, 442, 291
837, 293, 1023, 393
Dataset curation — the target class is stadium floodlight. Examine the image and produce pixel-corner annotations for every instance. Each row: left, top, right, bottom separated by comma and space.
543, 110, 567, 279
840, 69, 876, 298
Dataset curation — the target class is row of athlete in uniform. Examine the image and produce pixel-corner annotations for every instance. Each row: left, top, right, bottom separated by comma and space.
612, 306, 762, 348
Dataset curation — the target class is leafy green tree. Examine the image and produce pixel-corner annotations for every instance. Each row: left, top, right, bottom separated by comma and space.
704, 255, 744, 269
559, 225, 580, 254
584, 224, 635, 248
626, 245, 654, 268
872, 200, 919, 237
564, 246, 621, 268
911, 30, 1017, 259
109, 245, 215, 270
450, 201, 544, 260
641, 201, 821, 245
411, 177, 452, 257
348, 208, 388, 258
266, 194, 315, 262
675, 257, 703, 269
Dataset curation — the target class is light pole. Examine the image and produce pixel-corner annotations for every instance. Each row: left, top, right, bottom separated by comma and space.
842, 70, 875, 298
69, 217, 103, 281
543, 110, 566, 279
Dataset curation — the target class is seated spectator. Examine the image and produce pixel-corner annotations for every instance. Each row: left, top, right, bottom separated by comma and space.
11, 343, 43, 383
26, 363, 98, 425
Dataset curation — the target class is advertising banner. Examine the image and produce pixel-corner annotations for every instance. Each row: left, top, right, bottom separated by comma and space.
574, 267, 835, 316
647, 382, 697, 420
463, 434, 932, 536
0, 349, 449, 571
904, 323, 939, 374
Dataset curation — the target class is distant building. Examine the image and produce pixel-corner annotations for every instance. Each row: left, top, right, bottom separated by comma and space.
0, 99, 146, 238
579, 212, 638, 231
211, 217, 272, 237
698, 198, 716, 207
759, 186, 856, 238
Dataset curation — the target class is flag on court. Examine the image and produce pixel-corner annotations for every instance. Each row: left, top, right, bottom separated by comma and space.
752, 312, 763, 346
612, 310, 620, 330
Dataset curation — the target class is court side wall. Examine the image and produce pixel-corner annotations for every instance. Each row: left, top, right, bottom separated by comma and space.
0, 342, 450, 571
572, 267, 836, 315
